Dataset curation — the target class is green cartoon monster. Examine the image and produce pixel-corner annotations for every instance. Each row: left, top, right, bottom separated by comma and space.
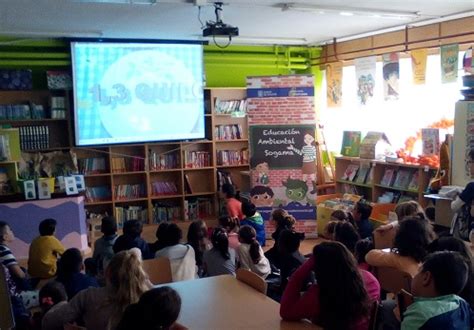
282, 177, 308, 207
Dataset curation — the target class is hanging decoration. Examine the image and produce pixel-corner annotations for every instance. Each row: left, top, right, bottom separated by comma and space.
326, 61, 343, 107
355, 56, 376, 106
382, 52, 400, 100
411, 49, 428, 85
440, 44, 459, 83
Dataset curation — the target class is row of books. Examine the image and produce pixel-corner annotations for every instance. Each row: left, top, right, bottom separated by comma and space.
151, 181, 179, 196
85, 186, 111, 203
19, 126, 49, 150
152, 203, 181, 223
341, 164, 373, 185
111, 157, 145, 173
377, 191, 415, 204
184, 151, 211, 168
185, 198, 213, 221
78, 157, 107, 174
380, 169, 419, 191
214, 98, 247, 115
215, 124, 243, 140
216, 149, 249, 166
217, 170, 233, 193
115, 206, 147, 228
0, 103, 45, 120
114, 183, 146, 200
149, 150, 179, 171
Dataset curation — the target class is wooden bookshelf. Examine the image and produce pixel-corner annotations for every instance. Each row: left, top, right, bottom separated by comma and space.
335, 156, 437, 206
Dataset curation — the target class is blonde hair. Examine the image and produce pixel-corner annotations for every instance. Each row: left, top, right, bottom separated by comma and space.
395, 201, 425, 221
106, 248, 151, 329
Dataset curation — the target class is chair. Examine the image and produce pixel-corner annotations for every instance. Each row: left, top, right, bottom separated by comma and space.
375, 266, 412, 294
64, 324, 87, 330
236, 268, 267, 294
368, 300, 381, 330
142, 257, 173, 285
397, 289, 414, 321
373, 229, 396, 249
0, 267, 15, 330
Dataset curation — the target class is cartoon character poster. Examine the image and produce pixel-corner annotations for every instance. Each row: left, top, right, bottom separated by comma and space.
326, 62, 343, 107
440, 44, 459, 84
382, 52, 400, 101
355, 56, 376, 106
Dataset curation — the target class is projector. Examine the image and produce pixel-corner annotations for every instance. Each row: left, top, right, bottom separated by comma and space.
203, 23, 239, 37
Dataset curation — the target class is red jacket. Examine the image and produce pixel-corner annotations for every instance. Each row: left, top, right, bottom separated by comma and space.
280, 256, 380, 330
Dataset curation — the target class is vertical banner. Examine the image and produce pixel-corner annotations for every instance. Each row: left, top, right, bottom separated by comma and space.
421, 128, 440, 156
441, 44, 459, 83
411, 49, 428, 85
382, 53, 400, 101
247, 75, 317, 238
326, 62, 343, 107
355, 56, 376, 106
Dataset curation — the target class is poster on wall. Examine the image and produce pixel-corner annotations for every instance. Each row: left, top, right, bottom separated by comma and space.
411, 49, 428, 85
354, 56, 376, 106
421, 128, 440, 156
382, 53, 400, 101
326, 62, 343, 107
440, 44, 459, 83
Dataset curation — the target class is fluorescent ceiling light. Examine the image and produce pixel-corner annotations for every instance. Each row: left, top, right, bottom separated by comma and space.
209, 35, 308, 45
0, 29, 103, 38
282, 3, 421, 20
73, 0, 158, 4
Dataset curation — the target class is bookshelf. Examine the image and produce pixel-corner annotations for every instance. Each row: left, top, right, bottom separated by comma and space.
335, 156, 436, 206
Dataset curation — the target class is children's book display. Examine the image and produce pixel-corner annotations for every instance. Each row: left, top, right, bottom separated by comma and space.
341, 164, 359, 181
152, 202, 181, 223
392, 170, 412, 189
407, 171, 420, 191
340, 131, 362, 157
355, 165, 370, 184
380, 168, 396, 186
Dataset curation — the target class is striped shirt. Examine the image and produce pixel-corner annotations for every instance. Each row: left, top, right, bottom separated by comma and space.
0, 244, 18, 268
301, 145, 316, 162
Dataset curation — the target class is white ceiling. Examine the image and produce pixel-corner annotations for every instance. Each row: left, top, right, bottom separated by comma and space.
1, 0, 473, 45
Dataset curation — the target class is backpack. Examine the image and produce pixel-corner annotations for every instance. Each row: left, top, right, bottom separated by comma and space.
451, 202, 474, 241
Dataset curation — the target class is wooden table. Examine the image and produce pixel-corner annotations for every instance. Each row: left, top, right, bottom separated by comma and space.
159, 275, 320, 330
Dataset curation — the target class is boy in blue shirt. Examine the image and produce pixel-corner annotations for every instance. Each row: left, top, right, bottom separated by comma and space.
402, 251, 474, 329
241, 201, 266, 246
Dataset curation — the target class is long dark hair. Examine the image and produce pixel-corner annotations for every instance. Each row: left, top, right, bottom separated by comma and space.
211, 227, 230, 260
187, 220, 208, 266
393, 217, 433, 262
238, 225, 261, 264
313, 242, 371, 330
334, 221, 360, 253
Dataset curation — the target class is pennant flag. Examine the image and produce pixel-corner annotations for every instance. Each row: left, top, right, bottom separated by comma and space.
440, 44, 459, 83
355, 56, 376, 106
382, 52, 400, 100
411, 49, 428, 85
326, 61, 343, 107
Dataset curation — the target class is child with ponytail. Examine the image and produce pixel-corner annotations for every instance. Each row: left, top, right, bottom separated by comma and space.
203, 227, 236, 276
44, 248, 152, 330
237, 225, 271, 279
218, 216, 240, 250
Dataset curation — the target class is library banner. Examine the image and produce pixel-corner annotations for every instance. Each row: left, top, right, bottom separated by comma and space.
247, 74, 317, 237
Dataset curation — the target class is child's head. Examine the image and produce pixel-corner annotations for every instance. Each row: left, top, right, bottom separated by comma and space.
101, 216, 117, 236
312, 241, 370, 329
238, 225, 261, 264
278, 229, 303, 254
155, 222, 170, 241
39, 218, 57, 236
324, 221, 339, 239
354, 238, 374, 265
0, 221, 14, 244
218, 216, 239, 233
428, 236, 473, 260
274, 213, 296, 232
271, 208, 288, 224
242, 201, 257, 218
330, 210, 348, 221
352, 201, 372, 222
39, 281, 67, 312
163, 223, 182, 247
394, 217, 433, 262
412, 251, 469, 298
221, 183, 236, 199
122, 220, 143, 239
186, 220, 208, 245
211, 227, 230, 260
394, 201, 425, 221
333, 221, 360, 253
425, 206, 435, 222
118, 286, 181, 330
58, 248, 83, 275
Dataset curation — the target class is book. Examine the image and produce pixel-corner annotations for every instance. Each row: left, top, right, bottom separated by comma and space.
340, 131, 362, 157
380, 169, 395, 186
184, 174, 193, 194
355, 165, 370, 184
393, 170, 412, 189
421, 128, 440, 156
407, 171, 420, 191
365, 167, 374, 185
341, 164, 359, 181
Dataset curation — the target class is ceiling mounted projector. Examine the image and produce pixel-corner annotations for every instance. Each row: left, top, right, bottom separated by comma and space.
203, 2, 239, 38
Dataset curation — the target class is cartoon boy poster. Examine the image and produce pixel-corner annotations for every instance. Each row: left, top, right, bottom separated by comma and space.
287, 130, 318, 194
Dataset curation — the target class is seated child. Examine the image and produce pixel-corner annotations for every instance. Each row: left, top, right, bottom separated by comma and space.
117, 286, 184, 330
2, 265, 29, 329
0, 221, 27, 284
28, 218, 65, 279
218, 216, 240, 250
203, 227, 236, 277
221, 183, 244, 220
278, 229, 306, 291
240, 201, 266, 246
402, 251, 474, 329
37, 281, 68, 330
113, 220, 151, 259
149, 222, 170, 255
351, 201, 373, 239
333, 221, 360, 253
186, 220, 211, 277
92, 216, 118, 274
237, 225, 270, 279
56, 248, 99, 299
264, 209, 295, 268
354, 238, 374, 272
155, 224, 197, 281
